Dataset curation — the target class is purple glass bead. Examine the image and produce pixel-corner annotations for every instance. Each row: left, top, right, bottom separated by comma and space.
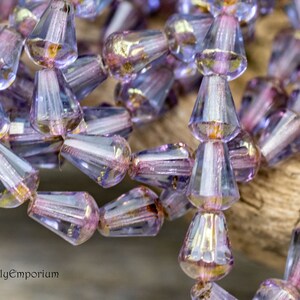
0, 143, 39, 208
0, 26, 23, 90
28, 192, 99, 245
81, 106, 133, 138
98, 186, 164, 237
103, 30, 169, 82
189, 75, 240, 142
187, 141, 239, 210
0, 103, 10, 139
259, 0, 275, 15
285, 227, 300, 290
129, 143, 194, 190
191, 282, 237, 300
287, 88, 300, 114
258, 108, 300, 166
239, 77, 288, 136
285, 0, 300, 29
115, 66, 174, 124
26, 152, 61, 169
133, 0, 161, 14
0, 0, 18, 21
61, 54, 108, 101
164, 13, 213, 63
30, 68, 83, 136
177, 0, 211, 15
25, 0, 78, 69
61, 134, 131, 188
195, 13, 247, 80
253, 279, 300, 300
72, 0, 113, 19
160, 189, 193, 221
228, 130, 261, 182
179, 211, 234, 281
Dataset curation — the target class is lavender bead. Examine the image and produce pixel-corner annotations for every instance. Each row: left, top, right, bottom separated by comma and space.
285, 0, 300, 29
28, 192, 99, 245
0, 0, 18, 21
0, 103, 10, 139
177, 0, 211, 15
98, 186, 164, 237
259, 0, 275, 15
287, 88, 300, 114
72, 0, 113, 19
191, 282, 237, 300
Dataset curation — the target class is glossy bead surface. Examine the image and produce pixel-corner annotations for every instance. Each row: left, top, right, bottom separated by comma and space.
98, 186, 164, 237
177, 0, 211, 14
179, 211, 234, 281
28, 192, 99, 245
0, 103, 10, 139
72, 0, 113, 19
191, 282, 237, 300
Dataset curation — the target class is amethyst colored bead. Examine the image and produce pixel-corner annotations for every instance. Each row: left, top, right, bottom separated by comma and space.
177, 0, 211, 15
61, 54, 108, 101
179, 211, 234, 281
129, 143, 194, 190
133, 0, 161, 14
287, 88, 300, 114
98, 186, 164, 237
103, 30, 169, 82
28, 192, 99, 245
72, 0, 113, 19
0, 0, 18, 21
191, 282, 237, 300
26, 152, 61, 169
259, 0, 275, 15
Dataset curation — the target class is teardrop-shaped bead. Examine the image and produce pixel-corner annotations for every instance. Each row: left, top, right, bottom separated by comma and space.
189, 75, 240, 142
129, 143, 194, 190
178, 211, 234, 281
228, 130, 261, 182
0, 103, 10, 139
0, 26, 24, 90
25, 0, 78, 68
98, 186, 164, 237
187, 141, 239, 210
191, 282, 237, 300
61, 54, 108, 101
103, 30, 169, 82
239, 77, 288, 136
160, 189, 193, 221
30, 68, 83, 136
177, 0, 211, 14
195, 13, 247, 80
61, 134, 131, 188
115, 66, 174, 124
28, 192, 99, 245
0, 143, 39, 208
72, 0, 113, 19
164, 13, 213, 63
253, 279, 300, 300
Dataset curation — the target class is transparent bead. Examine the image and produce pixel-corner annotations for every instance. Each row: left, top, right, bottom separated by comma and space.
28, 192, 99, 245
179, 211, 234, 281
195, 13, 247, 80
285, 0, 300, 29
189, 75, 240, 142
287, 88, 300, 114
103, 30, 169, 82
164, 13, 213, 63
191, 282, 237, 300
61, 134, 131, 188
98, 186, 164, 237
30, 68, 83, 136
26, 152, 62, 170
25, 0, 78, 68
72, 0, 113, 19
0, 103, 10, 139
177, 0, 211, 15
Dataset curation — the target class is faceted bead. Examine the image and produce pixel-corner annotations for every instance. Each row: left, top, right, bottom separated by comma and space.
195, 13, 247, 80
160, 189, 193, 221
178, 211, 234, 281
191, 282, 237, 300
253, 279, 300, 300
28, 153, 61, 169
0, 143, 39, 208
28, 192, 99, 245
102, 30, 169, 82
228, 130, 261, 182
189, 75, 240, 142
61, 54, 108, 101
129, 143, 194, 190
285, 227, 300, 289
177, 0, 211, 15
0, 26, 24, 90
164, 13, 213, 63
72, 0, 113, 19
258, 109, 300, 166
0, 0, 18, 21
115, 66, 174, 124
239, 77, 288, 136
81, 106, 133, 138
0, 103, 10, 139
61, 134, 131, 188
25, 0, 78, 69
187, 141, 239, 210
98, 186, 164, 237
30, 68, 83, 136
259, 0, 275, 15
285, 0, 300, 29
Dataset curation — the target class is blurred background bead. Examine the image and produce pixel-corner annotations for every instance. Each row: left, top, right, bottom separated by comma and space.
61, 134, 131, 188
191, 282, 237, 300
0, 103, 10, 139
72, 0, 113, 19
28, 192, 99, 245
98, 186, 164, 237
30, 69, 83, 136
103, 30, 169, 82
61, 54, 108, 101
26, 0, 78, 68
287, 88, 300, 114
133, 0, 161, 14
0, 0, 18, 21
177, 0, 211, 14
258, 0, 275, 16
285, 0, 300, 29
129, 143, 194, 190
179, 211, 234, 281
